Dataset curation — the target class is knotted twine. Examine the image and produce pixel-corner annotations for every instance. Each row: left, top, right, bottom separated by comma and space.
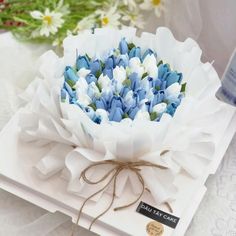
71, 159, 173, 236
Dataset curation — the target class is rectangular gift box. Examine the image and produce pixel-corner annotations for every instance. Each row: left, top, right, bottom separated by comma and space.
0, 106, 235, 236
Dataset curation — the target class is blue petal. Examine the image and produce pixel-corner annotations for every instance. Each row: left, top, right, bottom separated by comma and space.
86, 74, 97, 84
129, 47, 141, 59
142, 49, 154, 61
166, 103, 178, 116
95, 97, 107, 109
64, 66, 79, 86
105, 55, 116, 69
63, 81, 76, 98
103, 68, 113, 79
119, 38, 129, 55
158, 64, 170, 80
120, 86, 130, 97
128, 106, 139, 119
90, 59, 101, 75
76, 55, 90, 70
166, 72, 180, 87
129, 73, 140, 91
136, 88, 146, 100
110, 96, 123, 110
109, 107, 123, 122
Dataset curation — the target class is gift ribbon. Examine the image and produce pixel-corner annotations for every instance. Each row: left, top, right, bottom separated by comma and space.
71, 159, 173, 235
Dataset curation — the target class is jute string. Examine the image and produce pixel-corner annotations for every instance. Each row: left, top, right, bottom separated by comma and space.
71, 160, 173, 236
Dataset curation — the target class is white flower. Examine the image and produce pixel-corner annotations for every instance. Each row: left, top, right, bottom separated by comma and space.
129, 57, 145, 78
98, 74, 111, 90
87, 82, 100, 99
113, 66, 126, 84
124, 90, 135, 107
77, 68, 91, 78
152, 103, 167, 114
166, 82, 181, 98
135, 110, 150, 120
123, 0, 137, 10
74, 15, 95, 33
96, 6, 121, 28
143, 54, 158, 78
30, 8, 65, 37
122, 13, 145, 29
140, 0, 166, 18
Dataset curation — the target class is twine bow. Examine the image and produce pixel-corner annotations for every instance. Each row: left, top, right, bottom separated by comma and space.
71, 159, 173, 235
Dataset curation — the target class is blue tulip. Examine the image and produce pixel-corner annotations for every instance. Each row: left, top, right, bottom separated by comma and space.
76, 55, 90, 70
63, 81, 76, 99
129, 73, 140, 91
153, 90, 165, 105
110, 96, 123, 110
142, 49, 154, 61
103, 68, 113, 79
129, 47, 141, 59
166, 103, 178, 116
64, 66, 79, 86
128, 106, 139, 119
105, 55, 116, 69
90, 59, 101, 75
119, 38, 129, 55
86, 74, 97, 84
120, 86, 130, 97
158, 64, 170, 80
95, 97, 107, 110
116, 54, 129, 67
136, 88, 146, 100
166, 72, 181, 87
109, 107, 123, 122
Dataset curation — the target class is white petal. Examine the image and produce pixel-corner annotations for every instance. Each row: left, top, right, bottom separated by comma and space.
135, 110, 150, 120
166, 82, 181, 98
77, 68, 91, 78
153, 103, 167, 114
30, 11, 43, 19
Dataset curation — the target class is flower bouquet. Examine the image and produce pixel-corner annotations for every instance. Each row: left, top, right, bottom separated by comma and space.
0, 27, 235, 236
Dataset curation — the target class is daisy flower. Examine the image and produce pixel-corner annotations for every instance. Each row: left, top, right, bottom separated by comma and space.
96, 6, 121, 28
140, 0, 166, 18
123, 0, 137, 11
122, 13, 145, 28
74, 15, 95, 33
30, 8, 65, 37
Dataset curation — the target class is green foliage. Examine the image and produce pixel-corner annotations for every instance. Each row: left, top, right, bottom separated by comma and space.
0, 0, 109, 44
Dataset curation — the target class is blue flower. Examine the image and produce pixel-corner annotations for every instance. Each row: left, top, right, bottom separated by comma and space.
129, 47, 141, 59
76, 55, 90, 70
64, 66, 78, 86
119, 38, 129, 55
90, 59, 101, 75
61, 38, 185, 124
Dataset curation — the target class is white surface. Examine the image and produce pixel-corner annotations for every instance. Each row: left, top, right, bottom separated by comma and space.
1, 108, 234, 236
1, 0, 236, 235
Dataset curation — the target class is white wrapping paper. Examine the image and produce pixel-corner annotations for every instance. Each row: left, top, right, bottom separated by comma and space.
18, 27, 223, 207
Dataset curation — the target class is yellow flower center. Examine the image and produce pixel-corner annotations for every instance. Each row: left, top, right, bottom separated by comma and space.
102, 17, 109, 26
43, 15, 52, 25
152, 0, 161, 6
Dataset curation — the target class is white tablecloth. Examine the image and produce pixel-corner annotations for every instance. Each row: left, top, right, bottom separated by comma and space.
0, 0, 236, 235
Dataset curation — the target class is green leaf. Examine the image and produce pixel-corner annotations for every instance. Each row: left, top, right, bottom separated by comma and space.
95, 70, 102, 78
96, 82, 102, 92
155, 86, 160, 91
181, 82, 187, 93
128, 43, 135, 51
122, 78, 131, 87
122, 113, 129, 119
88, 103, 97, 110
157, 60, 163, 67
150, 112, 158, 121
141, 72, 148, 80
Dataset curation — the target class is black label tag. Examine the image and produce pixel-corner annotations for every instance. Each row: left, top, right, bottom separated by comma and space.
136, 201, 180, 229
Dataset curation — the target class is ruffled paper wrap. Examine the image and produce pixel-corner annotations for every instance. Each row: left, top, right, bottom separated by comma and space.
19, 27, 223, 206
